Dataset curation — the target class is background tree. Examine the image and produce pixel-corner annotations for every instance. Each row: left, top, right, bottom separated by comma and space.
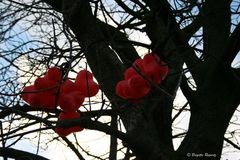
0, 0, 240, 160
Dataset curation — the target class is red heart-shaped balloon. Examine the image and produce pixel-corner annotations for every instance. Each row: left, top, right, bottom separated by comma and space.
115, 80, 129, 99
41, 92, 58, 109
124, 67, 137, 80
60, 79, 76, 94
46, 67, 62, 82
43, 92, 59, 109
143, 53, 164, 84
55, 112, 84, 137
27, 94, 38, 107
76, 69, 93, 83
116, 80, 145, 99
71, 91, 85, 107
76, 80, 99, 97
34, 77, 49, 90
133, 59, 145, 71
123, 83, 145, 99
124, 59, 145, 80
144, 66, 162, 84
59, 91, 84, 112
28, 92, 45, 108
21, 85, 35, 103
28, 91, 57, 109
34, 76, 60, 93
143, 53, 160, 64
128, 75, 151, 93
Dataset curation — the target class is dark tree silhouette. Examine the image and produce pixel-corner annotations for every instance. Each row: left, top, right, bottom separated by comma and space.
0, 0, 240, 160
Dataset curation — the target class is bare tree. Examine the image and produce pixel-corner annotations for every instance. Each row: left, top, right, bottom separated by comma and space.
0, 0, 240, 160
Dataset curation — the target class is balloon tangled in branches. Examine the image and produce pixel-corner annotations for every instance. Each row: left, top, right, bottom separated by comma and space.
21, 67, 99, 136
115, 53, 168, 102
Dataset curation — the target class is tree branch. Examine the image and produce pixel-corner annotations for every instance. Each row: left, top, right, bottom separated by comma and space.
143, 0, 202, 85
41, 0, 62, 12
224, 137, 240, 150
223, 24, 240, 67
180, 75, 197, 109
202, 0, 231, 62
42, 0, 140, 67
97, 20, 140, 67
56, 117, 169, 160
109, 114, 118, 160
182, 14, 202, 41
114, 0, 142, 19
0, 147, 49, 160
57, 117, 128, 142
61, 137, 85, 160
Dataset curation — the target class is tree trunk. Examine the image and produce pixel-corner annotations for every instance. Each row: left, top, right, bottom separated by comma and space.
177, 66, 240, 159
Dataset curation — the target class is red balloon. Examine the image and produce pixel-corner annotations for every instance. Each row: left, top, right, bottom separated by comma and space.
116, 80, 144, 99
133, 59, 145, 71
55, 112, 84, 137
144, 66, 162, 84
76, 80, 99, 97
60, 79, 76, 94
123, 83, 144, 99
59, 92, 84, 112
128, 75, 151, 93
27, 94, 37, 106
143, 55, 160, 70
28, 92, 43, 108
37, 92, 58, 109
144, 55, 168, 82
124, 67, 137, 80
150, 73, 162, 84
116, 77, 151, 100
46, 67, 62, 82
28, 91, 57, 109
34, 77, 49, 90
72, 91, 85, 107
115, 80, 128, 99
58, 94, 75, 112
143, 53, 160, 64
45, 93, 58, 109
124, 59, 145, 80
143, 53, 164, 84
58, 111, 80, 120
34, 76, 59, 93
21, 85, 35, 103
76, 69, 93, 83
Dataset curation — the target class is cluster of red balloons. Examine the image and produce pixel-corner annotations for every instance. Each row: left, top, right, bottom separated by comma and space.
21, 67, 63, 109
115, 53, 168, 101
21, 67, 99, 136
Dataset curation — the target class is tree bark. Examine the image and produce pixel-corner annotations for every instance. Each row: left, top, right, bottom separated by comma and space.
177, 65, 240, 159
